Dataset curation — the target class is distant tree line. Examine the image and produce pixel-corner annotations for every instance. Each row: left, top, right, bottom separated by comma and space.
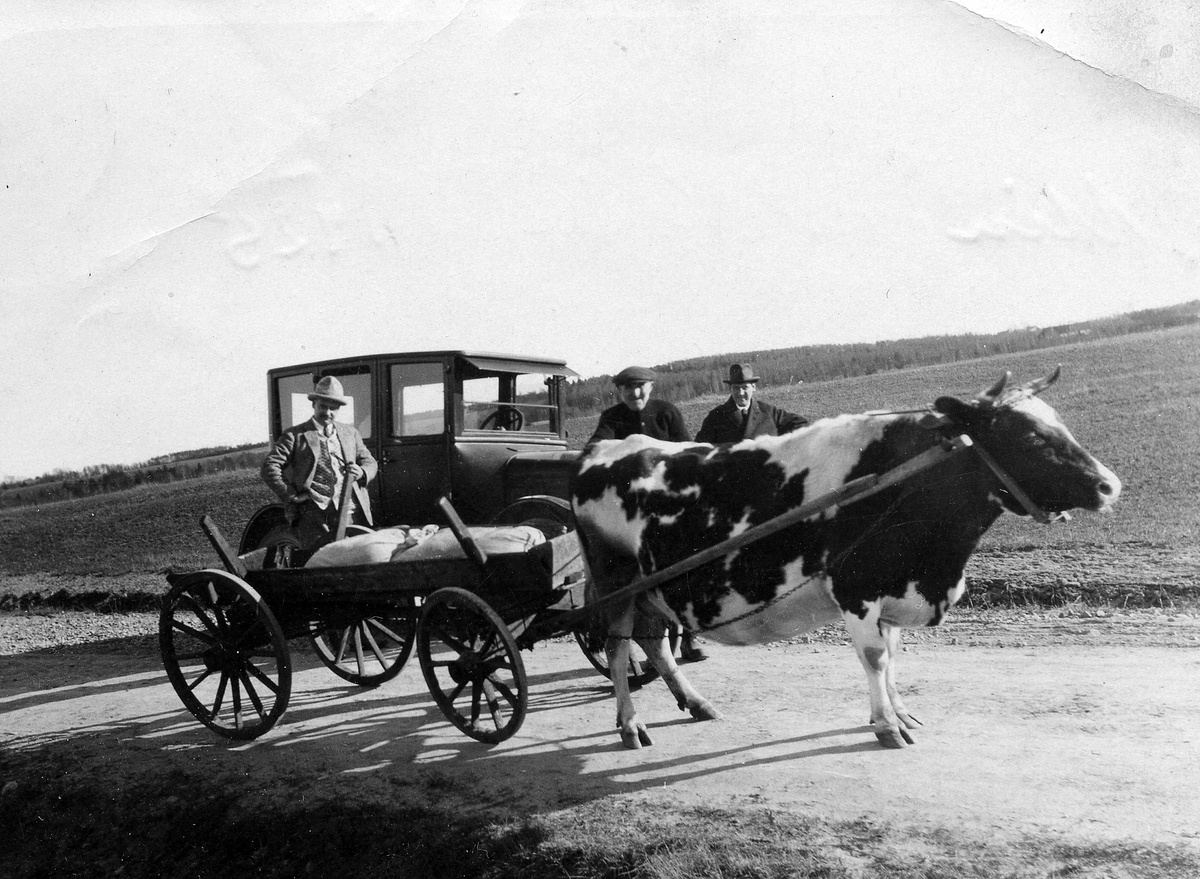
0, 445, 267, 509
4, 299, 1195, 509
559, 300, 1199, 420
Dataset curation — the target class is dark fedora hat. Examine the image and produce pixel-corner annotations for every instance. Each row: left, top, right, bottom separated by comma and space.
613, 366, 657, 386
723, 363, 761, 384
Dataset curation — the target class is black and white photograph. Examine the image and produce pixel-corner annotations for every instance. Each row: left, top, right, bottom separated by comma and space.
2, 2, 1198, 876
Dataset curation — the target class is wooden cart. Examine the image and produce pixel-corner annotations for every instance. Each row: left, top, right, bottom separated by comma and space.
159, 497, 593, 743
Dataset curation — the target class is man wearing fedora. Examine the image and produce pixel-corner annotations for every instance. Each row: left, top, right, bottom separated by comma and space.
587, 365, 691, 444
695, 363, 808, 445
261, 375, 378, 550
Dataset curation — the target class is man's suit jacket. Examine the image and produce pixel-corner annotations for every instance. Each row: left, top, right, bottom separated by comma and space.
261, 419, 378, 525
695, 397, 808, 445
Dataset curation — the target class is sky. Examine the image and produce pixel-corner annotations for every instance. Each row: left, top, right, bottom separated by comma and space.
3, 0, 1199, 480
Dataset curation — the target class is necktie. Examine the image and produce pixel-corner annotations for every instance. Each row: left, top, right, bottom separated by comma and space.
311, 435, 338, 506
733, 408, 745, 427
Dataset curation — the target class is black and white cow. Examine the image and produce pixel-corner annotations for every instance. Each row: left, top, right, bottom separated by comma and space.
570, 369, 1121, 749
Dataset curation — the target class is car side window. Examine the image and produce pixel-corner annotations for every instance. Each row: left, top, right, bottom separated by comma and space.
390, 362, 445, 437
274, 368, 372, 438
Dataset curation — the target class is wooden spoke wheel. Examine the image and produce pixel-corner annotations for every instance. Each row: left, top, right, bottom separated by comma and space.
416, 587, 527, 744
574, 627, 680, 690
159, 570, 292, 740
308, 603, 417, 687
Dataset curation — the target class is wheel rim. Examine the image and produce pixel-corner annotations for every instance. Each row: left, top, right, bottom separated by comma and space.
417, 588, 527, 743
490, 497, 573, 539
159, 570, 291, 740
574, 629, 665, 688
308, 605, 416, 686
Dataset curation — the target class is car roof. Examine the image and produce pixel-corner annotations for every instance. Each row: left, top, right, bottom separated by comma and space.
268, 350, 577, 376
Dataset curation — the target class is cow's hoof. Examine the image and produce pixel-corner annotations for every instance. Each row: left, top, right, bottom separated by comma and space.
620, 726, 653, 749
897, 711, 923, 730
689, 700, 722, 721
874, 726, 914, 748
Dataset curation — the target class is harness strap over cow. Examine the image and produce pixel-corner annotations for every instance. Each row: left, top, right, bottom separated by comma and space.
970, 440, 1070, 524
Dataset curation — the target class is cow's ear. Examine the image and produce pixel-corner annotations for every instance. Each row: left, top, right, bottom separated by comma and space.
934, 396, 983, 427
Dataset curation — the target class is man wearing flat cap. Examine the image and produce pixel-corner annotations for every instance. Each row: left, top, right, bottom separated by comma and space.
262, 375, 378, 550
587, 366, 691, 444
588, 365, 705, 659
695, 363, 808, 445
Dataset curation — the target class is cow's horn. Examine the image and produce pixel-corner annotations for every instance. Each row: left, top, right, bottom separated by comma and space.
981, 371, 1010, 401
1027, 364, 1062, 396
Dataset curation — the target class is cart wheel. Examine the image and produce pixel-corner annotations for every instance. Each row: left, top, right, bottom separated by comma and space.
308, 603, 417, 687
574, 627, 681, 690
159, 569, 292, 740
417, 587, 527, 743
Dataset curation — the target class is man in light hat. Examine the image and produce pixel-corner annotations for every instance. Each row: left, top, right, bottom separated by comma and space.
587, 366, 691, 444
695, 363, 808, 445
261, 375, 378, 550
587, 365, 706, 660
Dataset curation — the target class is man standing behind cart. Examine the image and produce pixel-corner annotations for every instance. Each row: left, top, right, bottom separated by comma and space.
588, 365, 690, 443
696, 363, 808, 444
261, 376, 378, 550
587, 365, 708, 662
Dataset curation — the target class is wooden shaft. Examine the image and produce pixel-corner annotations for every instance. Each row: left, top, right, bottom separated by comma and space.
437, 496, 488, 568
334, 463, 357, 541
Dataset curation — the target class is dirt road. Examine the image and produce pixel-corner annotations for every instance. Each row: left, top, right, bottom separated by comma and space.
2, 609, 1198, 856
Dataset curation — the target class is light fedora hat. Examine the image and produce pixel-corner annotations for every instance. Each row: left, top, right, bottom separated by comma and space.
308, 376, 349, 405
723, 363, 761, 384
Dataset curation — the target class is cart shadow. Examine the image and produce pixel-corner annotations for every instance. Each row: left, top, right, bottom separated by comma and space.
5, 645, 886, 809
0, 636, 166, 711
0, 636, 344, 711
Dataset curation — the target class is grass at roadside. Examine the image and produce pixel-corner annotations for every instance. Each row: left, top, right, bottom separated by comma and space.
0, 746, 1195, 879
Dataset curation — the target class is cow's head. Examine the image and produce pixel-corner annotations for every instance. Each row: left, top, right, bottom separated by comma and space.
932, 367, 1122, 515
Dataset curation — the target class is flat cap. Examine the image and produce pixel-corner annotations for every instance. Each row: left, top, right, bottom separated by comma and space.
613, 365, 656, 385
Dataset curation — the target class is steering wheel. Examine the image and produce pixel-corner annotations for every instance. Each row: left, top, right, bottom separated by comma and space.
479, 406, 524, 431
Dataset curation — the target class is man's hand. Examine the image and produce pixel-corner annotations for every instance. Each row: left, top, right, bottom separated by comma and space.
346, 463, 365, 482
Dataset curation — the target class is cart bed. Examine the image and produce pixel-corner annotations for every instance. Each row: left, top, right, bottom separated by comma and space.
241, 529, 585, 617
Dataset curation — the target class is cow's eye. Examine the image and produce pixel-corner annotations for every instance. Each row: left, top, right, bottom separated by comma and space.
1023, 432, 1050, 448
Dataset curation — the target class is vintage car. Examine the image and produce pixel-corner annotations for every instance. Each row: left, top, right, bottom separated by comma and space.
239, 350, 583, 556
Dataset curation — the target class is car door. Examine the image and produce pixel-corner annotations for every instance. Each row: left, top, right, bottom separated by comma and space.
377, 358, 452, 526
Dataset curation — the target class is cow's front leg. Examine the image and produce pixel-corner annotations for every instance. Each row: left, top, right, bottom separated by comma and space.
882, 623, 921, 732
637, 634, 722, 722
607, 636, 653, 748
844, 611, 913, 748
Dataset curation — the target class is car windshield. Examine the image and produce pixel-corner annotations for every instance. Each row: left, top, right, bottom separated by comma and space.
461, 370, 559, 435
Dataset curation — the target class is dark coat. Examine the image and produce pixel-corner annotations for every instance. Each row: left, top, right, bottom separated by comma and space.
695, 397, 808, 445
588, 399, 691, 444
261, 419, 378, 525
